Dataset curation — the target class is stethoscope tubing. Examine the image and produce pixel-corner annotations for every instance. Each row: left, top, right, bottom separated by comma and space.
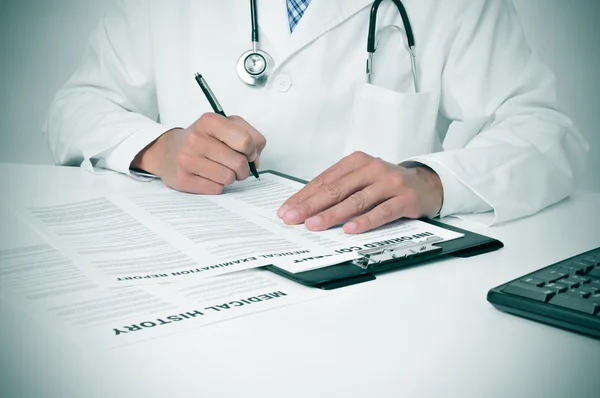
367, 0, 414, 52
250, 0, 259, 44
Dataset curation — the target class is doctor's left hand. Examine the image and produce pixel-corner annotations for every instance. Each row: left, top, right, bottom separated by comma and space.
277, 152, 443, 234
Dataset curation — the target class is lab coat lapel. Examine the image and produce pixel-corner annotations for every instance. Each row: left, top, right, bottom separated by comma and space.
259, 0, 372, 68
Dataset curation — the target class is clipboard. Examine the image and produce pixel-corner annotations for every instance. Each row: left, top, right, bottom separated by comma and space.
262, 170, 504, 290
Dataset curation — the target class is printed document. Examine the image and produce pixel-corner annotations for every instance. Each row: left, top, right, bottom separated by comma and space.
0, 210, 328, 349
16, 172, 462, 286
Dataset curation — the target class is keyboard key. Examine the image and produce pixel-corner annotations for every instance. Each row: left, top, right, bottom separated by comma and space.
521, 277, 545, 287
581, 258, 600, 267
557, 267, 576, 276
561, 264, 586, 275
579, 285, 599, 295
565, 289, 591, 299
588, 294, 600, 313
588, 267, 600, 278
572, 259, 596, 273
536, 269, 569, 283
570, 275, 591, 284
503, 283, 555, 302
544, 283, 568, 294
590, 279, 600, 287
549, 293, 600, 315
555, 279, 580, 289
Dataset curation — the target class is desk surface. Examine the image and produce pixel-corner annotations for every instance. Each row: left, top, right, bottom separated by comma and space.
1, 163, 599, 398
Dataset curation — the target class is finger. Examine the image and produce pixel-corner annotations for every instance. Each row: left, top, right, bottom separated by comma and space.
228, 116, 267, 165
304, 180, 396, 231
281, 166, 379, 225
342, 195, 410, 234
170, 171, 225, 195
277, 151, 373, 217
196, 113, 258, 159
176, 154, 236, 186
193, 137, 250, 181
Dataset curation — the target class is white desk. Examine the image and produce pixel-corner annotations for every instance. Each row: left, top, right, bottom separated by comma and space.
1, 163, 599, 398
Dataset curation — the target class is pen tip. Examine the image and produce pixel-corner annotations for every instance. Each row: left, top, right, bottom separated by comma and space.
194, 72, 202, 78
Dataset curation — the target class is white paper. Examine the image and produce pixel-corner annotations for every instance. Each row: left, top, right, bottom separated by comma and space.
114, 188, 321, 263
0, 210, 328, 349
18, 194, 209, 285
16, 173, 462, 286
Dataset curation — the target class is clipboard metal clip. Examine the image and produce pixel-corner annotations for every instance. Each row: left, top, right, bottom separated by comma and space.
351, 236, 443, 270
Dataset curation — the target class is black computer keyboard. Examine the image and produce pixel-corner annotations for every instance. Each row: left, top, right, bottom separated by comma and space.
487, 246, 600, 338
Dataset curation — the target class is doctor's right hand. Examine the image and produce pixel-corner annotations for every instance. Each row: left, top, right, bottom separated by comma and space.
131, 113, 267, 194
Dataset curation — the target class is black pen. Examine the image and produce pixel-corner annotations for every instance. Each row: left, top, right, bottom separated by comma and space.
194, 73, 260, 180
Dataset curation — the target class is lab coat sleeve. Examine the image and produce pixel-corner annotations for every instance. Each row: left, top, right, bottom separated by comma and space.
43, 0, 176, 176
408, 0, 589, 224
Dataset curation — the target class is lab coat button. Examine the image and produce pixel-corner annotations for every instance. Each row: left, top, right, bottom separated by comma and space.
275, 75, 292, 92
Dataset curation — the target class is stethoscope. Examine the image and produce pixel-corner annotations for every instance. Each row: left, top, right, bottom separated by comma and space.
237, 0, 419, 93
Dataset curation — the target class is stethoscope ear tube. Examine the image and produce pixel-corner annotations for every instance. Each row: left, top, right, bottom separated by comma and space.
367, 0, 415, 52
366, 0, 418, 93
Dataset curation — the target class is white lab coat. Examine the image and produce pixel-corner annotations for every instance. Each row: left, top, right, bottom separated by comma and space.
45, 0, 589, 225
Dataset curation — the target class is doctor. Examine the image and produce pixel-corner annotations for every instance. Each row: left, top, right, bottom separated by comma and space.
45, 0, 588, 233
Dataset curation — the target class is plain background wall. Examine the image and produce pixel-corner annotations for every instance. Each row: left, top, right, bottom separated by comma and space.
0, 0, 598, 191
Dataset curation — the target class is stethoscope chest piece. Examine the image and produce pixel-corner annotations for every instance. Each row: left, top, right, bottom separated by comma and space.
236, 48, 274, 87
237, 0, 274, 87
